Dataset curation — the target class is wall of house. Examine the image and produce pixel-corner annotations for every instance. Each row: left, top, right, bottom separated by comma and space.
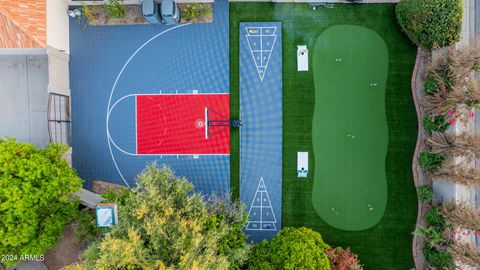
0, 55, 50, 148
47, 0, 70, 53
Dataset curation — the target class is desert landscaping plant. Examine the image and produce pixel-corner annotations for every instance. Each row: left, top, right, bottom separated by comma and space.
423, 115, 449, 132
425, 43, 480, 120
0, 138, 82, 266
419, 151, 445, 170
395, 0, 463, 50
440, 201, 480, 232
433, 162, 480, 187
326, 247, 363, 270
103, 0, 126, 19
417, 185, 434, 203
447, 242, 480, 268
181, 3, 211, 22
424, 74, 439, 95
427, 132, 480, 157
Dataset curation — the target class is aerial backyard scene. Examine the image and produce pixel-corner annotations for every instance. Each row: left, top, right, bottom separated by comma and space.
1, 0, 480, 269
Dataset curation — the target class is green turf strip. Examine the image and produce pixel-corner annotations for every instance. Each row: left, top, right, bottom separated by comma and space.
312, 25, 388, 231
230, 3, 418, 269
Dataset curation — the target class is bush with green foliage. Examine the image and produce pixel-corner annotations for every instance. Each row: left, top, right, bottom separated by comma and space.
0, 138, 82, 266
182, 3, 211, 22
71, 164, 248, 270
248, 227, 331, 270
423, 115, 449, 133
395, 0, 463, 50
103, 0, 126, 19
424, 75, 439, 95
419, 151, 445, 170
425, 208, 446, 231
74, 209, 104, 244
423, 246, 454, 270
417, 185, 433, 203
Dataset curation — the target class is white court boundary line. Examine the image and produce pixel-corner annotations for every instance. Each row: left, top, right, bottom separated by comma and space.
107, 24, 191, 187
107, 92, 230, 156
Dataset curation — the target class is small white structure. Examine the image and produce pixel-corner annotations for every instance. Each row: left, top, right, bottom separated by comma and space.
297, 152, 309, 177
297, 45, 309, 71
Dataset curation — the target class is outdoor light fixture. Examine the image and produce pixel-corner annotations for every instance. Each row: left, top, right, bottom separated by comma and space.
67, 9, 82, 18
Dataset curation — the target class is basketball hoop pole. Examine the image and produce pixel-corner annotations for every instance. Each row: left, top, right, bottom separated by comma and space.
205, 107, 209, 139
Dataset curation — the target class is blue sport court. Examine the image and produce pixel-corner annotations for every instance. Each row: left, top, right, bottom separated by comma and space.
70, 0, 230, 196
240, 22, 283, 241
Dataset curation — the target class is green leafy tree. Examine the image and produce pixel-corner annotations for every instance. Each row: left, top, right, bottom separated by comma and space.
248, 227, 331, 270
396, 0, 463, 50
0, 138, 82, 266
72, 164, 249, 270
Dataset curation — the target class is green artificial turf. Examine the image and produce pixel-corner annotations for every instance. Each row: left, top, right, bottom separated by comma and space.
312, 25, 389, 231
230, 3, 418, 269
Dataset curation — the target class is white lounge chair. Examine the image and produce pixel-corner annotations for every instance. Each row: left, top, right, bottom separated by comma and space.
297, 45, 309, 71
297, 152, 308, 177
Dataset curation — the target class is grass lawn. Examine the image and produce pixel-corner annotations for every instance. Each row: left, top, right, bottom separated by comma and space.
230, 3, 418, 269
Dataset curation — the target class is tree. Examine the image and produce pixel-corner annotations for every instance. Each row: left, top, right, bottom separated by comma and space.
70, 164, 249, 270
440, 201, 480, 232
432, 162, 480, 187
447, 242, 480, 268
395, 0, 463, 50
425, 43, 480, 120
248, 227, 331, 270
0, 138, 82, 266
427, 132, 480, 158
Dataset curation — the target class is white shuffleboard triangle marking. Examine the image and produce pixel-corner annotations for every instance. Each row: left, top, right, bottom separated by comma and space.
246, 177, 277, 231
245, 27, 277, 82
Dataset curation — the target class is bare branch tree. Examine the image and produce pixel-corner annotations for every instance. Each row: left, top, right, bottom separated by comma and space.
432, 162, 480, 187
447, 242, 480, 268
440, 201, 480, 232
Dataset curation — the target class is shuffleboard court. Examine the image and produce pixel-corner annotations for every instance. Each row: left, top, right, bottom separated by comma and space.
136, 94, 230, 155
312, 25, 389, 231
240, 22, 282, 241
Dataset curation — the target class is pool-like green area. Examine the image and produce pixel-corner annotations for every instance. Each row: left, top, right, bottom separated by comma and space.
312, 25, 389, 231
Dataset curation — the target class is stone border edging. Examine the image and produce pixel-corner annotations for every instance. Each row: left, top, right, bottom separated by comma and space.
411, 47, 432, 270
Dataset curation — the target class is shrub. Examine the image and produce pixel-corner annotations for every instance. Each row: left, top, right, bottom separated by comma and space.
103, 0, 126, 19
423, 246, 454, 270
395, 0, 463, 50
424, 75, 439, 95
74, 209, 104, 244
423, 115, 449, 132
425, 208, 446, 231
417, 185, 433, 203
248, 227, 331, 270
0, 138, 82, 266
419, 151, 445, 170
182, 3, 210, 22
74, 164, 249, 270
326, 247, 363, 270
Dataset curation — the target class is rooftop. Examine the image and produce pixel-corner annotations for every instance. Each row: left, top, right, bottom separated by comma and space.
0, 0, 46, 48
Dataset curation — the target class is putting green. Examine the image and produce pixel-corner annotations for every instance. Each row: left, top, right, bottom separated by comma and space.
312, 25, 389, 231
